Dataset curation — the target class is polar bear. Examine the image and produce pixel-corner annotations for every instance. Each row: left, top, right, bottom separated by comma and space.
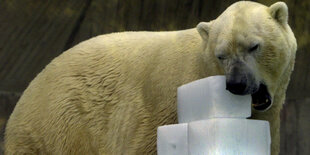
5, 1, 296, 155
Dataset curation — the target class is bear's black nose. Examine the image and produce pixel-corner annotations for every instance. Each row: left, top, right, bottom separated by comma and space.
226, 80, 247, 95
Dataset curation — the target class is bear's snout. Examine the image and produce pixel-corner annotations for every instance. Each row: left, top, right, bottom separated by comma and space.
226, 78, 247, 95
225, 60, 259, 95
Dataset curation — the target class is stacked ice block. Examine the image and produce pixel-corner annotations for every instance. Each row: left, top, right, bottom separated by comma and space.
157, 76, 271, 155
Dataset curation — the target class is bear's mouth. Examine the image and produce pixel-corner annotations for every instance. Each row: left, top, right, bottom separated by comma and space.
251, 84, 272, 111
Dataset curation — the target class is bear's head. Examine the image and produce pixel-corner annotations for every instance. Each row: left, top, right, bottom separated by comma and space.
197, 1, 297, 111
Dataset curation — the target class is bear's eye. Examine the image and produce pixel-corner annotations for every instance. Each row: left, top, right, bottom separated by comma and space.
249, 43, 260, 53
216, 55, 226, 61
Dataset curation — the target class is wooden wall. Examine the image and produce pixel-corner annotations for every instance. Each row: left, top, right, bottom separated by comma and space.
0, 0, 309, 154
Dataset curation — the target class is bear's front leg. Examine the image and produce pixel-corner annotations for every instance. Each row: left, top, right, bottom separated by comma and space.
252, 107, 281, 155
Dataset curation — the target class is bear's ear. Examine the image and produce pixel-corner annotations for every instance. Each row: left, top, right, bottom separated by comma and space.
269, 2, 288, 25
197, 22, 212, 41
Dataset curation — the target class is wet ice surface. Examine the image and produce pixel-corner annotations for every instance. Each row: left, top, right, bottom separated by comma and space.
177, 76, 251, 123
188, 119, 271, 155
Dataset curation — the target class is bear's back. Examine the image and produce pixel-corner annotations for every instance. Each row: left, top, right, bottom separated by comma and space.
5, 28, 204, 154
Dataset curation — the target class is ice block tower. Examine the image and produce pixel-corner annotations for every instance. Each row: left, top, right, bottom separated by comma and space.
157, 76, 271, 155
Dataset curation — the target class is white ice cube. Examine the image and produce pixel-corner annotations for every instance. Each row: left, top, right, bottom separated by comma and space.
188, 118, 271, 155
177, 76, 252, 123
157, 123, 188, 155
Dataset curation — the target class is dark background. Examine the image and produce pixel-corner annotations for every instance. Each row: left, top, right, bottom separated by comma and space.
0, 0, 309, 154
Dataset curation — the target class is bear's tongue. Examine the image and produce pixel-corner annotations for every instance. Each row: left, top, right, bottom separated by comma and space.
251, 84, 272, 111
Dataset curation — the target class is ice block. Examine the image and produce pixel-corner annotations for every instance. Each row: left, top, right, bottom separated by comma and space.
177, 76, 252, 123
157, 123, 188, 155
157, 76, 271, 155
188, 118, 271, 155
